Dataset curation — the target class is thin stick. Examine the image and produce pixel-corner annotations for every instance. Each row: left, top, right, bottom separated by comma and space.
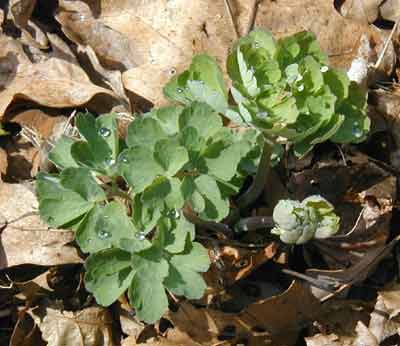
223, 0, 239, 39
246, 0, 261, 35
374, 16, 400, 70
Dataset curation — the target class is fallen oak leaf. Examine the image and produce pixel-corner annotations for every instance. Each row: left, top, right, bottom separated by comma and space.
0, 34, 119, 118
0, 182, 82, 268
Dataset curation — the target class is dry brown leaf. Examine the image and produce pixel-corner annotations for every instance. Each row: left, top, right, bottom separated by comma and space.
255, 0, 392, 79
57, 0, 238, 105
30, 306, 115, 346
380, 0, 400, 21
168, 280, 319, 346
0, 147, 8, 180
305, 333, 345, 346
336, 0, 382, 24
0, 34, 118, 118
0, 182, 82, 268
122, 328, 198, 346
305, 300, 372, 346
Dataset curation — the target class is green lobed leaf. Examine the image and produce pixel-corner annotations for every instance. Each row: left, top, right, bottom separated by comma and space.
164, 55, 228, 113
194, 175, 229, 221
85, 248, 134, 306
48, 136, 79, 169
76, 201, 138, 253
164, 241, 210, 299
36, 170, 106, 228
129, 247, 169, 323
71, 113, 119, 175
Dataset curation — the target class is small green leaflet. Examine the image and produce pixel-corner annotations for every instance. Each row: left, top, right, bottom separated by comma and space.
164, 55, 228, 113
85, 248, 134, 306
71, 113, 119, 175
36, 168, 106, 227
76, 201, 138, 253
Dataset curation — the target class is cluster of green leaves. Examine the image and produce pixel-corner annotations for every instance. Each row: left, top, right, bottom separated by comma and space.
272, 195, 340, 244
165, 30, 370, 158
36, 103, 258, 322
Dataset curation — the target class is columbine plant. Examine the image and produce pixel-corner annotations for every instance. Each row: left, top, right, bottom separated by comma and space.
36, 29, 368, 323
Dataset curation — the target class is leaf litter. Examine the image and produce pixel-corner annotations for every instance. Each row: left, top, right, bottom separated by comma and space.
1, 0, 400, 345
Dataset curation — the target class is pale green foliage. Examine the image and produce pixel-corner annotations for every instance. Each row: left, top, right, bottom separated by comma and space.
226, 30, 370, 157
272, 195, 340, 244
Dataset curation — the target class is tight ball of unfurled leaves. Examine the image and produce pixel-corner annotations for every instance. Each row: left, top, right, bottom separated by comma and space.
271, 195, 340, 244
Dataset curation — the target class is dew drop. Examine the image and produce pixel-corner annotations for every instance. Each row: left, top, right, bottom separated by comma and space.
352, 122, 363, 138
254, 42, 260, 48
320, 66, 329, 73
119, 154, 129, 164
97, 229, 111, 239
297, 84, 304, 92
168, 209, 180, 219
136, 232, 146, 241
105, 157, 115, 166
99, 127, 111, 137
177, 88, 183, 93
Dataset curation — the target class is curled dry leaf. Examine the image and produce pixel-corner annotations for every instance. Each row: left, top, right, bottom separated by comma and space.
30, 306, 114, 346
0, 34, 118, 119
167, 280, 320, 346
335, 0, 382, 24
379, 0, 400, 21
0, 182, 82, 268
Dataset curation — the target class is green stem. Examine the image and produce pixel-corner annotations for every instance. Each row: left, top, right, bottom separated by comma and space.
237, 139, 273, 210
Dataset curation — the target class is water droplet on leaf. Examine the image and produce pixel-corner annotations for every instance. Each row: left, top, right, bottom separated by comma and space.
352, 122, 363, 138
99, 127, 111, 137
297, 84, 304, 92
119, 154, 129, 164
177, 88, 183, 93
136, 232, 146, 241
97, 229, 111, 239
168, 209, 180, 219
320, 66, 329, 73
105, 157, 115, 166
254, 42, 260, 48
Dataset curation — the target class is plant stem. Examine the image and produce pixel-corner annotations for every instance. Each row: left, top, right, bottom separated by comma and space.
234, 216, 274, 232
237, 139, 273, 210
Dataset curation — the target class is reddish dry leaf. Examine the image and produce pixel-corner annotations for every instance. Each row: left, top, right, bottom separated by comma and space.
205, 241, 279, 291
0, 182, 82, 268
